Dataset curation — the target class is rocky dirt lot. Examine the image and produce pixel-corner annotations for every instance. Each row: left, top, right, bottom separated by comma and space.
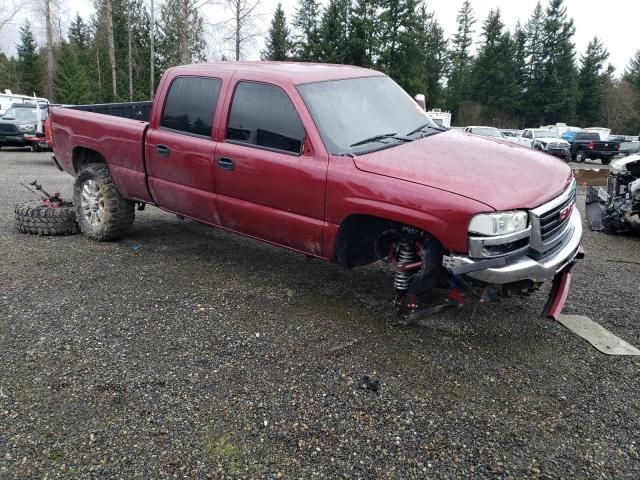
1, 150, 639, 479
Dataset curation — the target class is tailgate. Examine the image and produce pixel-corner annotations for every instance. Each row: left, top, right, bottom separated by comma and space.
593, 141, 619, 152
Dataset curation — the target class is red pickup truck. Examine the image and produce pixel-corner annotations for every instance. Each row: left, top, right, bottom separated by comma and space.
50, 62, 583, 321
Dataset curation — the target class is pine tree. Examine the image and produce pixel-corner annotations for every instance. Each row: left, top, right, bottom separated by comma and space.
292, 0, 321, 61
419, 6, 448, 108
68, 13, 92, 49
346, 0, 378, 68
317, 0, 350, 64
576, 37, 609, 125
15, 20, 40, 95
624, 50, 640, 92
470, 9, 517, 126
539, 0, 578, 124
90, 0, 157, 102
261, 3, 292, 60
0, 53, 19, 93
622, 50, 640, 133
523, 2, 545, 125
55, 42, 92, 104
446, 0, 475, 120
156, 0, 206, 71
512, 21, 527, 124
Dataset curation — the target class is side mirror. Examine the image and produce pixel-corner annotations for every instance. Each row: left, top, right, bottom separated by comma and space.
414, 94, 426, 110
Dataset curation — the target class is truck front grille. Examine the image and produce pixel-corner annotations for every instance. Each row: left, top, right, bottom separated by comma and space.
529, 182, 576, 260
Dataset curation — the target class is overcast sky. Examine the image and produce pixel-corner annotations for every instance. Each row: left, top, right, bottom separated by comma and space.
1, 0, 638, 75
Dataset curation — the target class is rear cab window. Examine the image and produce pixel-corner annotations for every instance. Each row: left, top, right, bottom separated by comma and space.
161, 76, 222, 137
226, 81, 305, 155
576, 133, 599, 141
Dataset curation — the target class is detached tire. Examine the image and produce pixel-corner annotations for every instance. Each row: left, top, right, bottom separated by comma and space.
14, 201, 79, 236
73, 164, 134, 241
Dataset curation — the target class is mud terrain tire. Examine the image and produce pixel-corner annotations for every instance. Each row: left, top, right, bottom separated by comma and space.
73, 164, 134, 241
14, 201, 79, 236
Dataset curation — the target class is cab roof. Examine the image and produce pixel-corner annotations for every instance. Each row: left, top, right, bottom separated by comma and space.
168, 61, 384, 85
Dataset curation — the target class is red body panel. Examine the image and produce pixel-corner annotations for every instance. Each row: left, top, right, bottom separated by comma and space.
51, 108, 152, 203
50, 61, 574, 262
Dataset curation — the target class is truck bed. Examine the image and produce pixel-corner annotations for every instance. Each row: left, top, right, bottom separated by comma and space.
50, 105, 153, 203
70, 101, 152, 122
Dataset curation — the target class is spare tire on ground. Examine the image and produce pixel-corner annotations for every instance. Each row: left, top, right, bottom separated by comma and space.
14, 201, 79, 236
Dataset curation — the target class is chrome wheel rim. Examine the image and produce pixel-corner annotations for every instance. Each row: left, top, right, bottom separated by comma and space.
81, 180, 104, 225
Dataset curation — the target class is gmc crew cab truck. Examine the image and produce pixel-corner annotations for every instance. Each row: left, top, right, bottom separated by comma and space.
50, 62, 583, 321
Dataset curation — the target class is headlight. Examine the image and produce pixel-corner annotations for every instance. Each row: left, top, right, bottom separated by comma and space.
19, 124, 34, 131
469, 211, 529, 236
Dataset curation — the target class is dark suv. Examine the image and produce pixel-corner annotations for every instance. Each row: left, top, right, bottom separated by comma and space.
0, 103, 43, 149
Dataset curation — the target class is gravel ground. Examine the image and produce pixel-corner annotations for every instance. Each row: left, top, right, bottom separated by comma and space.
1, 149, 639, 479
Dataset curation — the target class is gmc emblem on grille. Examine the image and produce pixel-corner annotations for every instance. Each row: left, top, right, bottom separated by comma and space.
559, 204, 574, 222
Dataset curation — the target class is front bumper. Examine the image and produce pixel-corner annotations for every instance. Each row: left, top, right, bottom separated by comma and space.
444, 207, 582, 285
0, 135, 29, 147
544, 147, 570, 159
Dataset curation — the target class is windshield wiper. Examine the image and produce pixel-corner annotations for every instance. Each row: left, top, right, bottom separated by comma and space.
350, 132, 398, 147
406, 123, 447, 136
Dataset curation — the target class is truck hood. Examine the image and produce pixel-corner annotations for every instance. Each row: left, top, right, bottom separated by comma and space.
352, 130, 574, 211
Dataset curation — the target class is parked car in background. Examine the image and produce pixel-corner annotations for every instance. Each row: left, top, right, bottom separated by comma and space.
510, 128, 571, 162
500, 129, 522, 138
610, 135, 640, 156
569, 131, 621, 165
464, 126, 504, 138
0, 90, 48, 116
49, 61, 582, 321
0, 103, 49, 151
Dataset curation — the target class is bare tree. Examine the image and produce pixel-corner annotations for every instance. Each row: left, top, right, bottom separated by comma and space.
0, 0, 21, 33
105, 0, 117, 98
224, 0, 262, 60
43, 0, 55, 99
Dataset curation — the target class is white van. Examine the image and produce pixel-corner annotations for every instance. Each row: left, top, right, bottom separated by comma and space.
0, 90, 49, 116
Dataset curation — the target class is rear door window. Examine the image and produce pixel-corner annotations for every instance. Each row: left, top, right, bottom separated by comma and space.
161, 77, 222, 137
226, 81, 305, 154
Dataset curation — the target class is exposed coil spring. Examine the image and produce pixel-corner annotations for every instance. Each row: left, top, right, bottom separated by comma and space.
393, 240, 418, 291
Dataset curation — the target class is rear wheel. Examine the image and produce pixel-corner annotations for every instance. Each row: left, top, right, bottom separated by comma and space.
73, 164, 135, 241
575, 150, 586, 163
601, 158, 611, 166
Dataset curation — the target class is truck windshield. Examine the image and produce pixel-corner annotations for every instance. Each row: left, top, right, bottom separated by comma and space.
533, 130, 560, 138
297, 76, 440, 155
2, 107, 37, 122
473, 127, 503, 138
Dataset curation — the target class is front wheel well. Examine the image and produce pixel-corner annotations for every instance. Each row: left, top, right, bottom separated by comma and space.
72, 147, 106, 174
335, 214, 445, 268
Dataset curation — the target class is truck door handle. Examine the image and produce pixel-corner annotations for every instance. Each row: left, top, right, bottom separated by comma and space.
155, 144, 170, 157
217, 157, 235, 171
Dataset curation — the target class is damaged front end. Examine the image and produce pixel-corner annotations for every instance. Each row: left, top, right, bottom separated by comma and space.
380, 180, 583, 323
586, 155, 640, 233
